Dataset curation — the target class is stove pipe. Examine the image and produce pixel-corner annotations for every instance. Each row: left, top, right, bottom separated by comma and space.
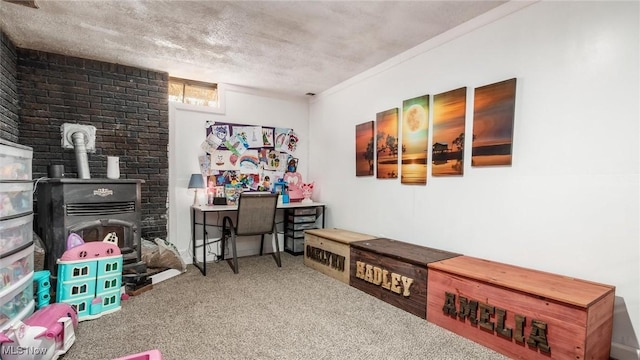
61, 123, 96, 179
71, 131, 91, 179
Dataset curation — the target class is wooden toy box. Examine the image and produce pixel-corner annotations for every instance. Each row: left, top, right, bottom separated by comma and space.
349, 238, 460, 319
304, 228, 376, 284
426, 256, 615, 360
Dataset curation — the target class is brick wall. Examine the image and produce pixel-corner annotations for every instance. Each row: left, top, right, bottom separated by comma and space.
0, 31, 19, 142
17, 49, 169, 240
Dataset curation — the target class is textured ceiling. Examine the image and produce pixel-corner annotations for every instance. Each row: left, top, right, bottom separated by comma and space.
1, 0, 506, 99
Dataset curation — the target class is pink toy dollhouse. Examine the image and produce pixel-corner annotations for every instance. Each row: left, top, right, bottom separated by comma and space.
56, 233, 123, 321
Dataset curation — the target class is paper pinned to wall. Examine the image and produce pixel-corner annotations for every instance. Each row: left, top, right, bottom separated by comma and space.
274, 128, 290, 151
201, 123, 230, 153
210, 124, 230, 146
264, 149, 289, 171
283, 130, 299, 155
224, 134, 249, 156
233, 126, 263, 148
262, 127, 275, 148
238, 150, 260, 173
198, 153, 210, 175
211, 149, 240, 170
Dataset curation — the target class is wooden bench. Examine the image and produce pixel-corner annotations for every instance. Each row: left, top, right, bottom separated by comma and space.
349, 238, 460, 319
304, 228, 376, 284
427, 256, 615, 359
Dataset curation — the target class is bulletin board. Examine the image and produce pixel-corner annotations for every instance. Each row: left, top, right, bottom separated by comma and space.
199, 121, 299, 203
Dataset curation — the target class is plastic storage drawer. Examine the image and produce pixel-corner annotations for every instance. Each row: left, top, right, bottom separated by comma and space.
0, 244, 34, 292
286, 229, 306, 238
285, 237, 304, 253
0, 140, 32, 181
0, 272, 34, 329
0, 213, 33, 257
287, 222, 316, 231
0, 182, 33, 219
291, 208, 317, 216
288, 215, 316, 223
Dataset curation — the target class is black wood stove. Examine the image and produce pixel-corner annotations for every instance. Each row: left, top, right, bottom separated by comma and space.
35, 178, 145, 289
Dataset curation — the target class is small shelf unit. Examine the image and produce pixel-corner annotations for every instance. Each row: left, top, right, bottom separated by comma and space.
283, 205, 325, 256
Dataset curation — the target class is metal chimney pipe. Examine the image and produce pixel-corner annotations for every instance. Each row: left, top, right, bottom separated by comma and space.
71, 131, 91, 179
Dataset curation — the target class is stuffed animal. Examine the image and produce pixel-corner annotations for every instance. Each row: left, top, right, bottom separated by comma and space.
300, 182, 314, 204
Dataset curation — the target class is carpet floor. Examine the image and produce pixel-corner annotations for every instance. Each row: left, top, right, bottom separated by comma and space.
59, 253, 509, 360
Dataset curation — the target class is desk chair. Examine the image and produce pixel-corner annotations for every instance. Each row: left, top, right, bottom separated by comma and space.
221, 192, 281, 274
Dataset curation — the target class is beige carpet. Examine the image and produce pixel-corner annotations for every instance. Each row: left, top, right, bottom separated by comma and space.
58, 253, 508, 360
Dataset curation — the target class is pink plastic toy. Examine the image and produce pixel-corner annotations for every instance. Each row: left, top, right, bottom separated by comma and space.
300, 182, 314, 204
0, 303, 78, 360
282, 171, 303, 201
113, 349, 163, 360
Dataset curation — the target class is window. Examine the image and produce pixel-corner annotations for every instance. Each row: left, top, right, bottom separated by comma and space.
74, 302, 86, 312
72, 266, 89, 277
71, 284, 88, 295
105, 278, 117, 289
105, 261, 119, 272
104, 295, 117, 306
169, 77, 218, 107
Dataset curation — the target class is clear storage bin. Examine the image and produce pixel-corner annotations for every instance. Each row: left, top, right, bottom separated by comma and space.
287, 222, 316, 231
0, 244, 34, 291
288, 215, 316, 223
286, 229, 306, 238
0, 140, 32, 181
285, 237, 304, 253
0, 214, 33, 256
292, 208, 317, 216
0, 272, 34, 329
0, 182, 33, 219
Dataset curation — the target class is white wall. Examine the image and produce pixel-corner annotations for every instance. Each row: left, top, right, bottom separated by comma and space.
308, 1, 639, 355
168, 85, 309, 262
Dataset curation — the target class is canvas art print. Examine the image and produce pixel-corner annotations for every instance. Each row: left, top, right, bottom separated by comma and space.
401, 95, 429, 185
472, 78, 517, 166
376, 108, 399, 179
355, 121, 375, 176
432, 87, 467, 176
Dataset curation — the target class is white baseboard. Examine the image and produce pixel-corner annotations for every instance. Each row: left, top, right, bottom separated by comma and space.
611, 342, 640, 360
150, 268, 182, 284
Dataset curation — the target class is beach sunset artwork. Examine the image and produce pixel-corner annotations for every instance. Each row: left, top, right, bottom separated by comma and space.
432, 87, 467, 176
355, 121, 374, 177
401, 95, 429, 185
376, 108, 399, 179
472, 78, 517, 166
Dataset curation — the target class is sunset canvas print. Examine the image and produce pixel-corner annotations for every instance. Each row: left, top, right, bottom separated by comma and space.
376, 108, 399, 179
472, 78, 517, 166
355, 121, 374, 177
401, 95, 429, 185
432, 87, 467, 176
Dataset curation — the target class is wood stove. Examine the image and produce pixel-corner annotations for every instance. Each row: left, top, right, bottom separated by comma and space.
35, 178, 144, 288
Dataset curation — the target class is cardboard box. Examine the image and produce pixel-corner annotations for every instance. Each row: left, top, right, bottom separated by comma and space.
349, 238, 460, 319
427, 256, 615, 359
304, 228, 376, 284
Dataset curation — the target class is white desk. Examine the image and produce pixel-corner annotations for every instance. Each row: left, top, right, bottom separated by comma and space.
191, 201, 326, 275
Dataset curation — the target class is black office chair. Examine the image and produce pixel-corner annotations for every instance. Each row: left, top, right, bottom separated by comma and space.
221, 192, 281, 274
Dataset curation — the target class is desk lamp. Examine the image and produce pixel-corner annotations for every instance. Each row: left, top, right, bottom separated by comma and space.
188, 173, 205, 206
